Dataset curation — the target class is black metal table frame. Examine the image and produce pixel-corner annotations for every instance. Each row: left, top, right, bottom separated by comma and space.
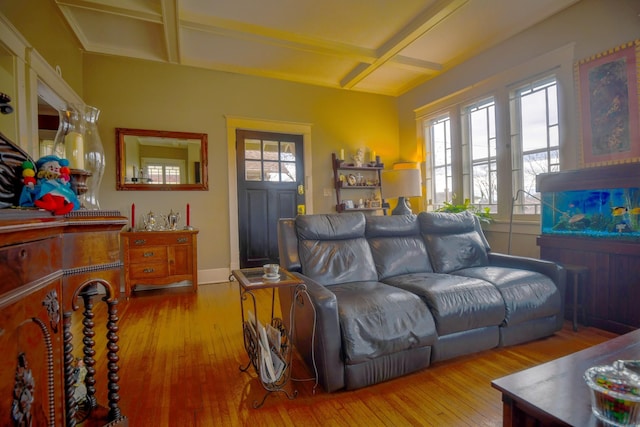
232, 267, 317, 408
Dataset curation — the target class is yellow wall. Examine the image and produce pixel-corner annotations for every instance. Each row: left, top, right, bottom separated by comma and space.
84, 55, 399, 272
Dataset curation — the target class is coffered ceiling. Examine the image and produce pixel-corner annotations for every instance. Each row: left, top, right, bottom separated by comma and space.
54, 0, 580, 96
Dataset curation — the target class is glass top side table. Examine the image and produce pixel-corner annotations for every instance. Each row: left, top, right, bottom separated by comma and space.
231, 267, 312, 408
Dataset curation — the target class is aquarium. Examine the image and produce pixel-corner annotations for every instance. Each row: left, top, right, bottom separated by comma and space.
540, 187, 640, 241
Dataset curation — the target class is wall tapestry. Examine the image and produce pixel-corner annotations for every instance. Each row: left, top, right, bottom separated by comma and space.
576, 40, 640, 167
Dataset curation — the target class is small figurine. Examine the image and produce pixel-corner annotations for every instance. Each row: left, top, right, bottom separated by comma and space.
19, 155, 80, 215
353, 148, 364, 167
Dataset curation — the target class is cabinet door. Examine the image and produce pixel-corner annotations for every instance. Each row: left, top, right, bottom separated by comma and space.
0, 279, 63, 426
607, 254, 640, 328
171, 244, 193, 276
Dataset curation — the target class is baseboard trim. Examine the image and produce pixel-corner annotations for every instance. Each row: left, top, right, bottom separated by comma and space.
198, 268, 232, 284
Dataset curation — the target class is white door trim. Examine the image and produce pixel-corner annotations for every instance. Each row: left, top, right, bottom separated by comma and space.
225, 115, 313, 271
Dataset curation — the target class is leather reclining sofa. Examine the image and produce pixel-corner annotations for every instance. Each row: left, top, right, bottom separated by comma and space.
277, 211, 566, 393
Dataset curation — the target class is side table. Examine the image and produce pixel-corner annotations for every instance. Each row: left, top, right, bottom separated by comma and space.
231, 267, 315, 408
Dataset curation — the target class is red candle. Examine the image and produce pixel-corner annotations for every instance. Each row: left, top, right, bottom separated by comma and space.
131, 203, 135, 230
187, 203, 190, 226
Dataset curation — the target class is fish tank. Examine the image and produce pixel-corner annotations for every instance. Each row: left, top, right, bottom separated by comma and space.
537, 163, 640, 242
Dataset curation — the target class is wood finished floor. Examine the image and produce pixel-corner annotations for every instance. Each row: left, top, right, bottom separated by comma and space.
73, 282, 617, 426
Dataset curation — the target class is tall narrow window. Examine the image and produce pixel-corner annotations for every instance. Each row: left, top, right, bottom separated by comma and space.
510, 76, 559, 214
426, 115, 452, 209
463, 97, 497, 213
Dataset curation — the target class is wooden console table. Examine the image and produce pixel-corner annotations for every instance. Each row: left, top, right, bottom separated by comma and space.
0, 210, 129, 426
492, 329, 637, 426
121, 229, 198, 297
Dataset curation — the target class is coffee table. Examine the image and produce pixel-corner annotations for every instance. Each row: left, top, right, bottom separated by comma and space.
491, 329, 640, 426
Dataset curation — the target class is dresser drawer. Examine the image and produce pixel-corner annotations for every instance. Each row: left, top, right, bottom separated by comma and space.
129, 262, 168, 279
129, 234, 192, 246
129, 246, 168, 264
0, 236, 62, 295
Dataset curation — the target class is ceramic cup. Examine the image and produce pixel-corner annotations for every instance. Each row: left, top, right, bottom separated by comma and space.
263, 264, 280, 277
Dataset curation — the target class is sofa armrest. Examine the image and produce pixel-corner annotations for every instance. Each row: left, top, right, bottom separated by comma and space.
278, 273, 345, 392
488, 252, 566, 297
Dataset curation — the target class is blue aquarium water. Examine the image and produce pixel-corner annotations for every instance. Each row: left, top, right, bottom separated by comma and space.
541, 187, 640, 241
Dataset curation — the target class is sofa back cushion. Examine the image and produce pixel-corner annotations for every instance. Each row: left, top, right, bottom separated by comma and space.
418, 211, 490, 273
365, 215, 433, 279
296, 212, 378, 285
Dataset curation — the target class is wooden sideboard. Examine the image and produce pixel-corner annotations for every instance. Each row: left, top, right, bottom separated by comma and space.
0, 210, 129, 427
538, 235, 640, 334
121, 229, 199, 297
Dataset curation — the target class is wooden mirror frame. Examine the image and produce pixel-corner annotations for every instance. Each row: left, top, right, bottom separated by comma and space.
116, 128, 208, 191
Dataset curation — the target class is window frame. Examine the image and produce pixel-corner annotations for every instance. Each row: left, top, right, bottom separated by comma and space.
415, 45, 575, 222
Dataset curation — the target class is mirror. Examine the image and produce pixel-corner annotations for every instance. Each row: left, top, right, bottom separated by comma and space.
116, 128, 208, 191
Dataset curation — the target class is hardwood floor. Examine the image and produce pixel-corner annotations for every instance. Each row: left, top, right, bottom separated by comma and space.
73, 281, 617, 426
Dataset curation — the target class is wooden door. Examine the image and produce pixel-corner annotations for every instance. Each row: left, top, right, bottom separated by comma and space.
236, 130, 304, 268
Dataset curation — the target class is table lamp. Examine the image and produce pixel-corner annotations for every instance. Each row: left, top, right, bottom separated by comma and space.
381, 166, 421, 215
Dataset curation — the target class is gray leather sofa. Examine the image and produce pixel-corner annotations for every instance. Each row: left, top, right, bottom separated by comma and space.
277, 211, 565, 393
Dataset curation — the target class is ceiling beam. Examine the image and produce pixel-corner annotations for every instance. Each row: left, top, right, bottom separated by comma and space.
340, 0, 468, 89
160, 0, 180, 63
55, 0, 163, 23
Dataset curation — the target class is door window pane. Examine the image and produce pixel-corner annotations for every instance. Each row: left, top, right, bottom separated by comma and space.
281, 142, 296, 161
245, 160, 262, 181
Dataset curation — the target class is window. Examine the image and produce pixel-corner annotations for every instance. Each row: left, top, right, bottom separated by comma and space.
421, 75, 560, 217
463, 97, 497, 213
426, 115, 452, 209
142, 158, 185, 184
510, 76, 559, 214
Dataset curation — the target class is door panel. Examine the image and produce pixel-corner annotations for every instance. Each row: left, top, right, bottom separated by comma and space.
237, 130, 304, 268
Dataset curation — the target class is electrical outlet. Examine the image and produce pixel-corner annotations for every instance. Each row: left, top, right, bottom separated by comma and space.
323, 188, 332, 197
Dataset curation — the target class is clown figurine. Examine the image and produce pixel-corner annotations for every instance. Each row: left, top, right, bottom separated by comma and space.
19, 155, 80, 215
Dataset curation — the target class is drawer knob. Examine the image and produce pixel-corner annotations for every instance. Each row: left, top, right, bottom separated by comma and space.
143, 268, 155, 273
134, 239, 147, 245
143, 252, 155, 257
177, 237, 188, 243
20, 249, 27, 259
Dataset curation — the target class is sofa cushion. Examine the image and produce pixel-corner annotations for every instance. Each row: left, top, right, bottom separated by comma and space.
366, 215, 433, 280
453, 266, 561, 325
383, 272, 505, 336
296, 213, 378, 285
329, 281, 437, 364
419, 211, 489, 273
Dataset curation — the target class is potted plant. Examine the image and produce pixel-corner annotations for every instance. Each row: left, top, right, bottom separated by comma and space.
435, 198, 493, 224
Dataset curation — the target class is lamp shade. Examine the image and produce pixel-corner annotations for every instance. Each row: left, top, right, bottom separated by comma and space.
380, 168, 421, 200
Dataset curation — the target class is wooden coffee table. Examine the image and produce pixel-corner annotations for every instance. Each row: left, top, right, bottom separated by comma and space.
491, 329, 640, 426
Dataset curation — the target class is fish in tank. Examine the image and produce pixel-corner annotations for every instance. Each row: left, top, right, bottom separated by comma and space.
541, 187, 640, 241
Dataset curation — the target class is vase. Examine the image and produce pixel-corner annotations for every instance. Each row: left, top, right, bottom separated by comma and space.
81, 105, 104, 210
53, 107, 85, 170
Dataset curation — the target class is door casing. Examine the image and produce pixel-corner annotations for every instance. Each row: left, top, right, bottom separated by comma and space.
226, 116, 313, 271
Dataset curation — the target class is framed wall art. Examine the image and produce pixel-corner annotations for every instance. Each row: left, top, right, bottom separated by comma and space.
576, 40, 640, 167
